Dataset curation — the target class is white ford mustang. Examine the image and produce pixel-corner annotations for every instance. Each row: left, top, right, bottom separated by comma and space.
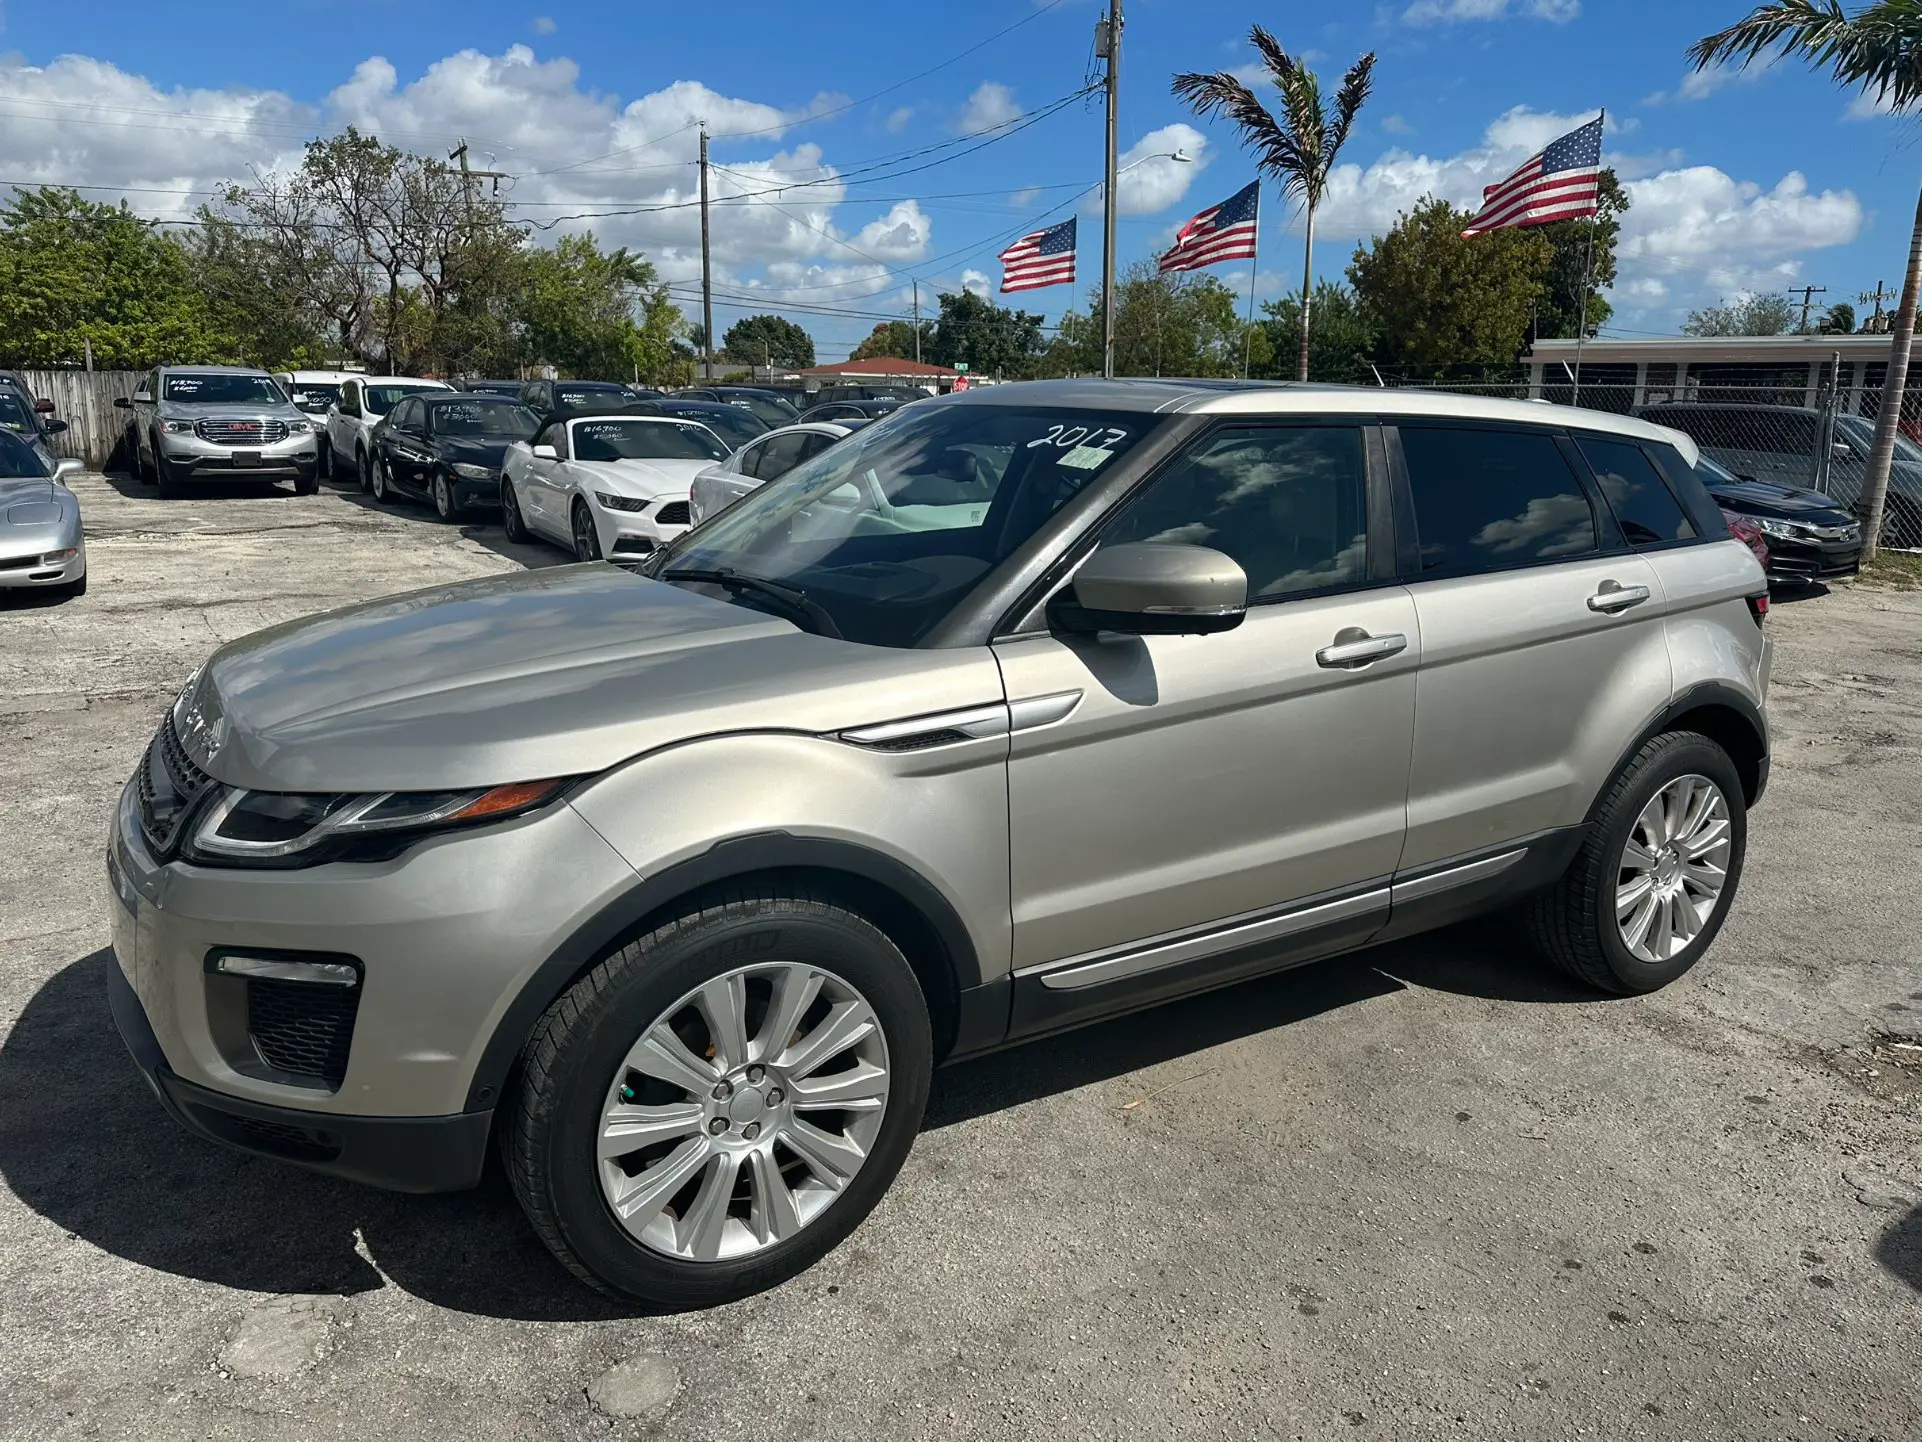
500, 414, 730, 562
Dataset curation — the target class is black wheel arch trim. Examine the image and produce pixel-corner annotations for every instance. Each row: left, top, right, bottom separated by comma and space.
1606, 680, 1769, 811
463, 831, 988, 1112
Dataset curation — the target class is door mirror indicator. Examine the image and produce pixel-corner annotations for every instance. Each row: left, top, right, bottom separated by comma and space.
532, 444, 559, 460
1050, 543, 1248, 637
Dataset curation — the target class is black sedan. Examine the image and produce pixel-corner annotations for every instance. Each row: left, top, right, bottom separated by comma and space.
370, 393, 540, 520
796, 397, 908, 426
624, 398, 770, 452
1697, 454, 1862, 584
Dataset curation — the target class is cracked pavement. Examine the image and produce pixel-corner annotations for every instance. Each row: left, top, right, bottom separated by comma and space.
1, 471, 1918, 1440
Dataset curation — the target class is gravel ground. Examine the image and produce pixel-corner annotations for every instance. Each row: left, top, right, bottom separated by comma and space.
1, 470, 1918, 1442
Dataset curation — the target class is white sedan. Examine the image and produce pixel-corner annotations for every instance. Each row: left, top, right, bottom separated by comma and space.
500, 414, 729, 561
689, 420, 859, 524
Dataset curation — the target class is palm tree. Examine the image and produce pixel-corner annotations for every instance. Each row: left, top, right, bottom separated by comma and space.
1173, 29, 1375, 383
1691, 2, 1922, 559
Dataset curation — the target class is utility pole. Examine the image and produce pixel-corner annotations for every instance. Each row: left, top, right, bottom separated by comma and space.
1787, 284, 1827, 333
699, 126, 715, 382
1860, 280, 1895, 333
1097, 0, 1122, 379
448, 140, 508, 229
913, 279, 922, 365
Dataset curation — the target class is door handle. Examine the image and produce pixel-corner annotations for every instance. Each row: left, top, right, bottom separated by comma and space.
1316, 629, 1409, 669
1587, 581, 1651, 614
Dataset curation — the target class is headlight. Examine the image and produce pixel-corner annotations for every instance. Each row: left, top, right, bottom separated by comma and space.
595, 491, 649, 513
451, 463, 496, 480
162, 420, 194, 433
286, 420, 311, 434
186, 778, 568, 866
1752, 517, 1807, 540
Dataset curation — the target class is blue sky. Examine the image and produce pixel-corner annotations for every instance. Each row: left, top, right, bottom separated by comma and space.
1, 0, 1913, 359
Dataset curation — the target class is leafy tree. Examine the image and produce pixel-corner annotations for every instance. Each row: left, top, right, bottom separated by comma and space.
1682, 292, 1795, 336
1821, 299, 1858, 334
1348, 195, 1554, 375
1043, 266, 1258, 378
926, 289, 1046, 376
521, 233, 681, 382
1533, 170, 1629, 341
1690, 0, 1922, 556
848, 320, 932, 362
1174, 28, 1375, 381
1257, 281, 1378, 383
0, 187, 230, 367
722, 313, 815, 369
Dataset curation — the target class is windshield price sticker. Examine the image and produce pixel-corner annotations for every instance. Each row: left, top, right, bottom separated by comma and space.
1057, 445, 1115, 470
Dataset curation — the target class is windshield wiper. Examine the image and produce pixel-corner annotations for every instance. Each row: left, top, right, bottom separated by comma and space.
660, 566, 843, 640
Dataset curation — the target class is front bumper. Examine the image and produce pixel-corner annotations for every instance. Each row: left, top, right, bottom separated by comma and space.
1762, 534, 1861, 583
105, 772, 643, 1153
159, 431, 319, 478
108, 958, 492, 1192
589, 500, 690, 559
448, 471, 503, 508
0, 538, 84, 589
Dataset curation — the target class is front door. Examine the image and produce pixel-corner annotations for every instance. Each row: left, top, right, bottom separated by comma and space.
998, 421, 1418, 1033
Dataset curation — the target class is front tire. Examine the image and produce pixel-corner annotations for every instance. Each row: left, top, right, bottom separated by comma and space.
504, 888, 933, 1309
1523, 731, 1747, 995
155, 448, 186, 499
572, 498, 602, 562
501, 476, 530, 542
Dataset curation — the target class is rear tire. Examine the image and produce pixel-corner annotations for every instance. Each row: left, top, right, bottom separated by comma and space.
1522, 731, 1747, 995
504, 887, 933, 1309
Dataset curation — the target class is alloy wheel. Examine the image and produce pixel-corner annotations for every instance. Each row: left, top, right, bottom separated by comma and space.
435, 474, 454, 519
573, 502, 601, 561
1615, 773, 1731, 964
596, 960, 891, 1263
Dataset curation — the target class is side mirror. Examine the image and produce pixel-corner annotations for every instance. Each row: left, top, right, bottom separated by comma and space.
113, 396, 131, 410
531, 443, 559, 460
131, 391, 152, 404
43, 419, 68, 435
34, 399, 55, 415
1832, 441, 1854, 460
54, 458, 82, 480
1050, 543, 1248, 636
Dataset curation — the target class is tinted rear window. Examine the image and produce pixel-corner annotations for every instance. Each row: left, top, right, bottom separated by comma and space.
1399, 425, 1598, 576
1577, 436, 1697, 546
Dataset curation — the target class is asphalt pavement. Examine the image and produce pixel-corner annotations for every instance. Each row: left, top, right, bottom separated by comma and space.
1, 469, 1917, 1441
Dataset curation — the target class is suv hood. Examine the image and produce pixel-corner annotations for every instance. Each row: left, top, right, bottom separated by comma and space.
180, 564, 1003, 793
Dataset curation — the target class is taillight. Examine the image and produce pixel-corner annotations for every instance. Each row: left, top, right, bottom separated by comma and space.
1746, 591, 1769, 627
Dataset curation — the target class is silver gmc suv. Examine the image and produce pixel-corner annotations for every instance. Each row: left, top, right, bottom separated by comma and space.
105, 380, 1771, 1308
118, 366, 321, 497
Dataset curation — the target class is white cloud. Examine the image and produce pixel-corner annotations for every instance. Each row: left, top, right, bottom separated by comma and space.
1642, 60, 1772, 106
956, 81, 1020, 136
531, 15, 556, 35
1847, 87, 1899, 119
960, 268, 990, 298
851, 199, 930, 262
884, 105, 914, 133
1403, 0, 1578, 24
1380, 114, 1412, 136
1107, 124, 1211, 216
1007, 186, 1041, 209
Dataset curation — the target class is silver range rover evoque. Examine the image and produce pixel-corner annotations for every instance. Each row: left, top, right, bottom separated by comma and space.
106, 379, 1772, 1308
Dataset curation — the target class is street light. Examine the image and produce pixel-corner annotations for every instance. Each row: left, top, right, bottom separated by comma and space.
1103, 150, 1191, 378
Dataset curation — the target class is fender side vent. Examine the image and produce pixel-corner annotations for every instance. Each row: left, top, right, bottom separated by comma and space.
852, 728, 971, 753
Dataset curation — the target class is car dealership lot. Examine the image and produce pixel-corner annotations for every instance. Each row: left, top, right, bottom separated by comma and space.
1, 471, 1918, 1441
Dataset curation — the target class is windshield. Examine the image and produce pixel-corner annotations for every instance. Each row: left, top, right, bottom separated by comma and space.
1835, 414, 1922, 464
556, 384, 629, 409
364, 383, 442, 416
0, 429, 51, 478
164, 374, 286, 405
286, 381, 341, 412
428, 401, 540, 438
653, 403, 1163, 646
724, 393, 801, 427
573, 419, 728, 463
0, 392, 39, 436
1694, 454, 1739, 484
673, 407, 764, 449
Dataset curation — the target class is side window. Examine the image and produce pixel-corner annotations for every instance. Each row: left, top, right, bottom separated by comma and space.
735, 439, 770, 478
1399, 425, 1598, 577
796, 431, 837, 463
1577, 436, 1696, 546
390, 400, 417, 433
342, 381, 360, 417
756, 432, 809, 480
1099, 424, 1370, 602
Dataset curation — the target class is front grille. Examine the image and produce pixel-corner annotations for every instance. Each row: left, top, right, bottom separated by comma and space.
247, 977, 361, 1089
0, 554, 39, 572
195, 419, 289, 445
137, 711, 217, 856
654, 500, 690, 527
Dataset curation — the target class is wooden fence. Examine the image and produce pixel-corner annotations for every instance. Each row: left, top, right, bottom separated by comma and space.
17, 370, 144, 469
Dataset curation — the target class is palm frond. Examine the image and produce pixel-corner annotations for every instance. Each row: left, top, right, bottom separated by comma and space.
1687, 0, 1852, 72
1687, 1, 1922, 109
1170, 69, 1308, 190
1322, 53, 1377, 201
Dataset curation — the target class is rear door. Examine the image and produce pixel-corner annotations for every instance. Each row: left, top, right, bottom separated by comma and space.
1392, 420, 1670, 875
999, 419, 1417, 1030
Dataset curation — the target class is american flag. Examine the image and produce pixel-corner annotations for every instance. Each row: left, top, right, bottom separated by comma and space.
1461, 116, 1604, 236
1158, 181, 1260, 272
998, 218, 1077, 293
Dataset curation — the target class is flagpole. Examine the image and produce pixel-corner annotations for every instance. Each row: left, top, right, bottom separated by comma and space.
1242, 187, 1260, 379
1570, 107, 1602, 410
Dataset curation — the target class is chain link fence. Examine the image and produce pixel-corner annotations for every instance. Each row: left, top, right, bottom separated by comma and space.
1396, 372, 1922, 551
